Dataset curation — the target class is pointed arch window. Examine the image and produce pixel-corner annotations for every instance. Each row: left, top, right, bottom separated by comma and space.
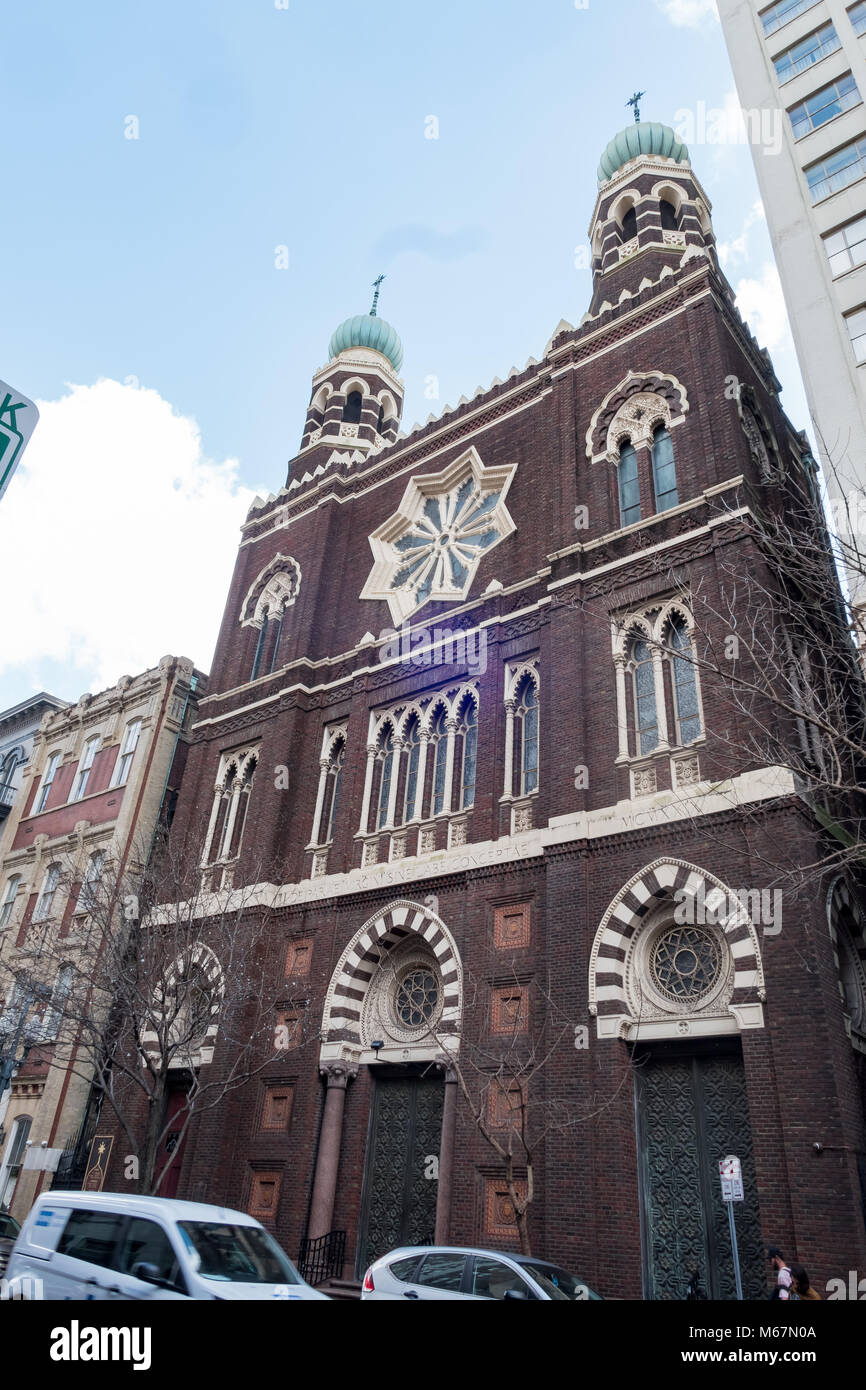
668, 615, 702, 744
343, 390, 363, 425
250, 622, 268, 681
213, 766, 237, 861
269, 601, 288, 674
229, 756, 257, 857
401, 717, 422, 824
374, 727, 395, 831
630, 637, 659, 755
651, 424, 678, 512
320, 738, 344, 844
618, 441, 641, 527
429, 708, 449, 817
456, 697, 478, 810
513, 675, 539, 795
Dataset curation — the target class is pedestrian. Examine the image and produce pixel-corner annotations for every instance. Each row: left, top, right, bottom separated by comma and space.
768, 1246, 796, 1300
791, 1264, 822, 1300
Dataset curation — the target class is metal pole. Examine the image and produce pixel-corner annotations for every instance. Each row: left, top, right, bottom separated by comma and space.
728, 1201, 743, 1300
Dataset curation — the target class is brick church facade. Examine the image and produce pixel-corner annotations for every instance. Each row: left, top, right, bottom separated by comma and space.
107, 121, 866, 1298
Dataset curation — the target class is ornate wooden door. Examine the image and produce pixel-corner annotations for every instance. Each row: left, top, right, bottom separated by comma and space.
357, 1073, 444, 1274
637, 1049, 764, 1300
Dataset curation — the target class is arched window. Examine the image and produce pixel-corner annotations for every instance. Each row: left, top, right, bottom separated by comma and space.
429, 708, 449, 817
0, 1115, 31, 1211
618, 441, 641, 527
513, 675, 539, 795
72, 736, 100, 802
621, 206, 637, 242
660, 199, 678, 231
0, 875, 21, 930
229, 756, 257, 857
374, 727, 395, 830
651, 425, 678, 512
401, 717, 422, 824
250, 622, 268, 681
76, 850, 105, 915
376, 403, 385, 435
343, 390, 363, 425
456, 697, 478, 810
269, 601, 289, 674
213, 766, 237, 862
630, 637, 659, 755
320, 738, 345, 844
33, 862, 61, 923
668, 616, 702, 744
0, 750, 22, 808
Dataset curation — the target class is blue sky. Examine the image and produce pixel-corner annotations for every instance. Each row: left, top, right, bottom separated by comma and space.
0, 0, 805, 709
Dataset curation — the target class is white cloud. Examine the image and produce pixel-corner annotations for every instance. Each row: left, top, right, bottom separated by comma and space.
0, 379, 257, 694
717, 199, 766, 268
655, 0, 718, 26
733, 262, 793, 353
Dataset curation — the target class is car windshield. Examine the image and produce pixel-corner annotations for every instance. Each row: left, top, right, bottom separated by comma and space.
0, 1214, 19, 1238
520, 1261, 599, 1301
177, 1222, 301, 1285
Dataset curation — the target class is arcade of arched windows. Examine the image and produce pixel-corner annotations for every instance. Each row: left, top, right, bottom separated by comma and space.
612, 601, 704, 800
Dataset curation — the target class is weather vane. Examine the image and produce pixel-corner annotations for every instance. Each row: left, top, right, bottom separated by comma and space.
626, 91, 646, 123
370, 274, 385, 317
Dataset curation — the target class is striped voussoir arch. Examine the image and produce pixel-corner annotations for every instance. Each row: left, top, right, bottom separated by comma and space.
322, 899, 463, 1048
589, 858, 765, 1038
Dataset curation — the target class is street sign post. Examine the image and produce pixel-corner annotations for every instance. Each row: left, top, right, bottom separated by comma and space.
0, 379, 39, 503
719, 1154, 744, 1300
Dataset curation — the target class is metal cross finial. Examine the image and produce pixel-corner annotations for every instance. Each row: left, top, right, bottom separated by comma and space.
626, 91, 646, 123
370, 274, 385, 317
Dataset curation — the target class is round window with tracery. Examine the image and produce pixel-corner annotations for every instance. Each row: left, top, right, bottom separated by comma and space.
394, 968, 439, 1029
649, 925, 722, 1004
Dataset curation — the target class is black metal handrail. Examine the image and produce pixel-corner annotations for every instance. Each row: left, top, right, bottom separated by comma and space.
298, 1229, 346, 1286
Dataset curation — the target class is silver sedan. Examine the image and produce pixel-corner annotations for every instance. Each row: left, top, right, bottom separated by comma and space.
361, 1245, 602, 1301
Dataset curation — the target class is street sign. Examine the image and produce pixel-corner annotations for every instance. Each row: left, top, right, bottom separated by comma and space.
719, 1153, 744, 1202
0, 378, 39, 503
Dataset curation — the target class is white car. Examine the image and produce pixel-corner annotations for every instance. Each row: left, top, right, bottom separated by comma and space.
361, 1245, 602, 1301
4, 1191, 329, 1301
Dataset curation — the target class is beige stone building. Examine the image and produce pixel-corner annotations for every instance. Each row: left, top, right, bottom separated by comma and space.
0, 656, 203, 1219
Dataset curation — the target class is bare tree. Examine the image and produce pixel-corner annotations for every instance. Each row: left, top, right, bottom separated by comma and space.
4, 837, 308, 1195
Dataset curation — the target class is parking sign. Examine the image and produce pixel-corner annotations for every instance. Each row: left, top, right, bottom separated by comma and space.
0, 379, 39, 503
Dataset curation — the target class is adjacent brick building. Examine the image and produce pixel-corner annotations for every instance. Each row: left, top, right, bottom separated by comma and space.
107, 121, 866, 1298
0, 657, 203, 1218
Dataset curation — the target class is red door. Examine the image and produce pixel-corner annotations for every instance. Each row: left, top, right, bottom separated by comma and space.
155, 1089, 189, 1199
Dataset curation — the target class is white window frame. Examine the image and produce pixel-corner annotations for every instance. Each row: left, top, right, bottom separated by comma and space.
72, 736, 100, 802
111, 719, 142, 788
35, 751, 61, 813
33, 863, 61, 923
75, 850, 105, 916
0, 875, 21, 929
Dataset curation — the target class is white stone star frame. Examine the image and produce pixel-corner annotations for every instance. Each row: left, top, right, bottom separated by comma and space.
361, 447, 517, 623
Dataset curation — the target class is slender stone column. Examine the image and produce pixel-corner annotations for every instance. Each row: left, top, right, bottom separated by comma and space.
311, 757, 330, 845
220, 783, 241, 859
614, 658, 630, 761
442, 718, 457, 815
651, 648, 670, 749
358, 744, 377, 835
308, 1061, 358, 1240
413, 732, 429, 822
201, 787, 222, 864
502, 700, 515, 797
434, 1058, 459, 1244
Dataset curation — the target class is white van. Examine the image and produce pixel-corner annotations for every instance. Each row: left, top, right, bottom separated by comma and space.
4, 1191, 330, 1301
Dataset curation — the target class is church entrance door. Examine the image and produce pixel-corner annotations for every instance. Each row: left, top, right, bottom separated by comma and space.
356, 1069, 443, 1275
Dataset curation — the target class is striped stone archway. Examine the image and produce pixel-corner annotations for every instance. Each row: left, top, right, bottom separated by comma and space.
588, 857, 766, 1041
320, 898, 463, 1062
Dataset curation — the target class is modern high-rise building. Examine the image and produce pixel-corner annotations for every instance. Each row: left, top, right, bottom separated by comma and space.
718, 0, 866, 604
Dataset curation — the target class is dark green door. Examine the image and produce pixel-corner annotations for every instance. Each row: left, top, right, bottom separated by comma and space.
357, 1073, 444, 1275
636, 1048, 764, 1300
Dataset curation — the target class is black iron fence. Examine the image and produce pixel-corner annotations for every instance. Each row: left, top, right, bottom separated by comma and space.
298, 1229, 346, 1286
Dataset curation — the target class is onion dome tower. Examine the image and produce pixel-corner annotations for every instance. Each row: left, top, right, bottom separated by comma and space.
588, 110, 719, 315
299, 275, 404, 459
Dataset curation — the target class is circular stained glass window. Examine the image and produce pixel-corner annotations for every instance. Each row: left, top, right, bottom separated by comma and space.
395, 969, 439, 1029
649, 925, 722, 1004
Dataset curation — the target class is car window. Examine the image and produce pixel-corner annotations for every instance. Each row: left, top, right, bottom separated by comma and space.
416, 1253, 466, 1291
177, 1222, 301, 1284
118, 1218, 183, 1288
56, 1210, 123, 1270
388, 1255, 422, 1283
471, 1256, 533, 1300
519, 1261, 596, 1300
